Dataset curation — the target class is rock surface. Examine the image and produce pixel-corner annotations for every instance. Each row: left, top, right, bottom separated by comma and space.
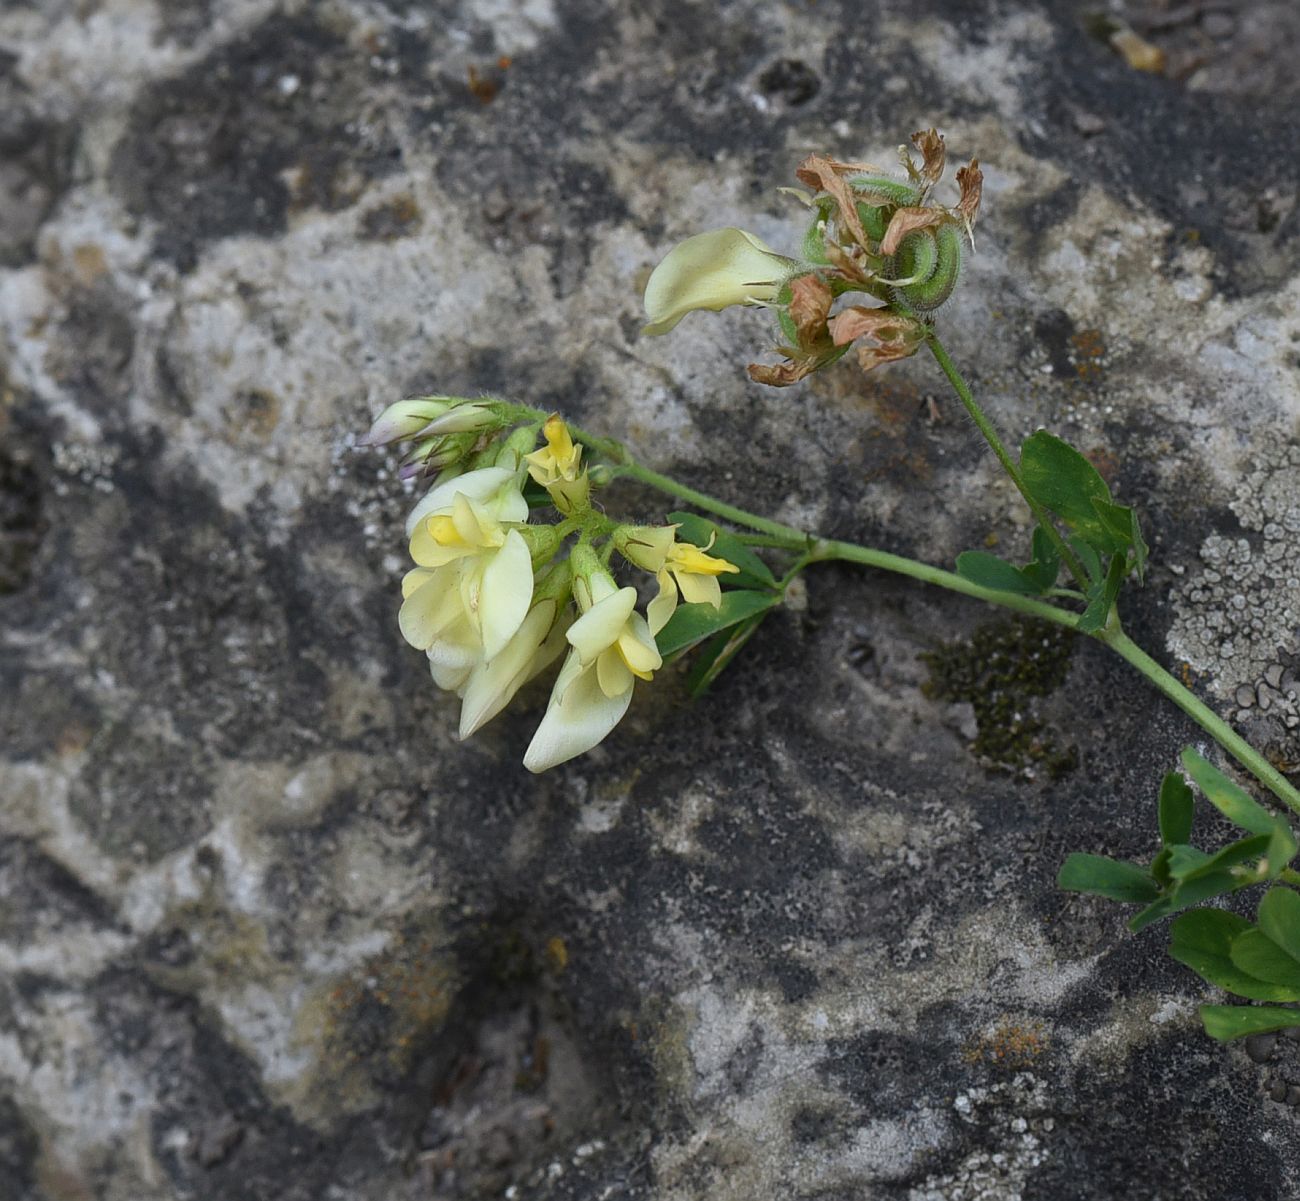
2, 1, 1299, 1198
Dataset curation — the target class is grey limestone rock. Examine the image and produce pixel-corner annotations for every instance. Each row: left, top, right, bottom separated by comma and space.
2, 0, 1299, 1198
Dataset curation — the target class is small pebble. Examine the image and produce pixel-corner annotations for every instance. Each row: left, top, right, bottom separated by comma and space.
1073, 111, 1106, 137
1201, 12, 1235, 39
1287, 1086, 1300, 1107
1245, 1033, 1277, 1063
1269, 1079, 1288, 1103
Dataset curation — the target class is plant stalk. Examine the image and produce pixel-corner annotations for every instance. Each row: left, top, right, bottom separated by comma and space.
1099, 630, 1300, 817
608, 453, 1300, 815
925, 334, 1092, 590
509, 402, 1300, 815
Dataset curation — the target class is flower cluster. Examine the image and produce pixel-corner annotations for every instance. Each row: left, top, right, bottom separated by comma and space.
366, 398, 739, 771
642, 128, 982, 386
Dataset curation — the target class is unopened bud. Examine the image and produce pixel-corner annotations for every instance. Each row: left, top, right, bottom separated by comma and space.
416, 402, 499, 436
364, 397, 452, 446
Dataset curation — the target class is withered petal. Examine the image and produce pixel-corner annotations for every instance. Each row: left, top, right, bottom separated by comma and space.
828, 305, 924, 348
956, 159, 984, 232
911, 128, 947, 185
795, 154, 870, 251
879, 206, 945, 257
788, 274, 833, 347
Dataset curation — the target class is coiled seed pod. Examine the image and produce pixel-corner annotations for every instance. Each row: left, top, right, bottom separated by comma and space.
889, 222, 962, 312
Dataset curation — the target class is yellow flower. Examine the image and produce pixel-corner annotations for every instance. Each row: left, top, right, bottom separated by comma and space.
642, 228, 799, 336
524, 414, 589, 513
523, 568, 661, 773
457, 595, 569, 739
619, 527, 739, 635
648, 540, 739, 634
524, 415, 582, 485
398, 474, 534, 674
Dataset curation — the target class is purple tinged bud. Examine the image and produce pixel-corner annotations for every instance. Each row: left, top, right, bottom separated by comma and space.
363, 398, 453, 447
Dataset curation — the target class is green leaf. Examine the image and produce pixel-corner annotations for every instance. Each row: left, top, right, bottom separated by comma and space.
776, 306, 799, 346
1076, 553, 1125, 634
667, 513, 778, 591
1267, 823, 1299, 879
654, 590, 778, 659
1129, 873, 1243, 932
954, 551, 1038, 595
1169, 910, 1300, 1002
1179, 833, 1272, 883
1020, 431, 1121, 553
1181, 748, 1276, 835
1091, 498, 1148, 581
1057, 853, 1160, 903
1163, 844, 1212, 880
1199, 1004, 1300, 1041
1258, 887, 1300, 962
1150, 846, 1174, 889
1230, 928, 1300, 990
1020, 527, 1061, 593
686, 611, 769, 697
1159, 772, 1195, 845
1069, 537, 1103, 584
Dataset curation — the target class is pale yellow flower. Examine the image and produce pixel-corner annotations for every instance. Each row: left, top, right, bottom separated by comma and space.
642, 228, 799, 336
523, 569, 661, 772
399, 479, 534, 675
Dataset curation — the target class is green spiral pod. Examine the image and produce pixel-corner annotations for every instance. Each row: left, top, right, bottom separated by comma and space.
846, 175, 922, 208
857, 201, 888, 243
892, 223, 962, 312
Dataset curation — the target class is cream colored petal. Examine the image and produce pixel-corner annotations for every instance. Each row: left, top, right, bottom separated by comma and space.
401, 567, 436, 600
491, 483, 529, 524
566, 586, 638, 664
523, 651, 634, 773
617, 611, 663, 677
479, 530, 534, 661
397, 571, 460, 649
584, 570, 621, 608
404, 466, 517, 537
642, 228, 796, 336
675, 570, 723, 608
596, 646, 635, 699
430, 659, 474, 691
647, 568, 678, 637
410, 520, 476, 568
458, 599, 558, 739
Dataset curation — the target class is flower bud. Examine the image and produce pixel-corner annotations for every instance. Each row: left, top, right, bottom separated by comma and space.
415, 402, 499, 436
614, 525, 676, 573
364, 397, 452, 446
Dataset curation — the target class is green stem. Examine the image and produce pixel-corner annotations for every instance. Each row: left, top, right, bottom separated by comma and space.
925, 334, 1091, 590
607, 457, 1300, 815
1100, 630, 1300, 817
505, 400, 1300, 815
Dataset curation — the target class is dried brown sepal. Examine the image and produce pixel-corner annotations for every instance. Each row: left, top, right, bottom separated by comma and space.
827, 305, 926, 373
856, 338, 923, 373
955, 159, 983, 240
747, 357, 819, 387
911, 128, 946, 186
795, 154, 870, 250
827, 305, 924, 348
788, 274, 833, 347
879, 206, 945, 257
820, 240, 874, 286
794, 156, 882, 182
